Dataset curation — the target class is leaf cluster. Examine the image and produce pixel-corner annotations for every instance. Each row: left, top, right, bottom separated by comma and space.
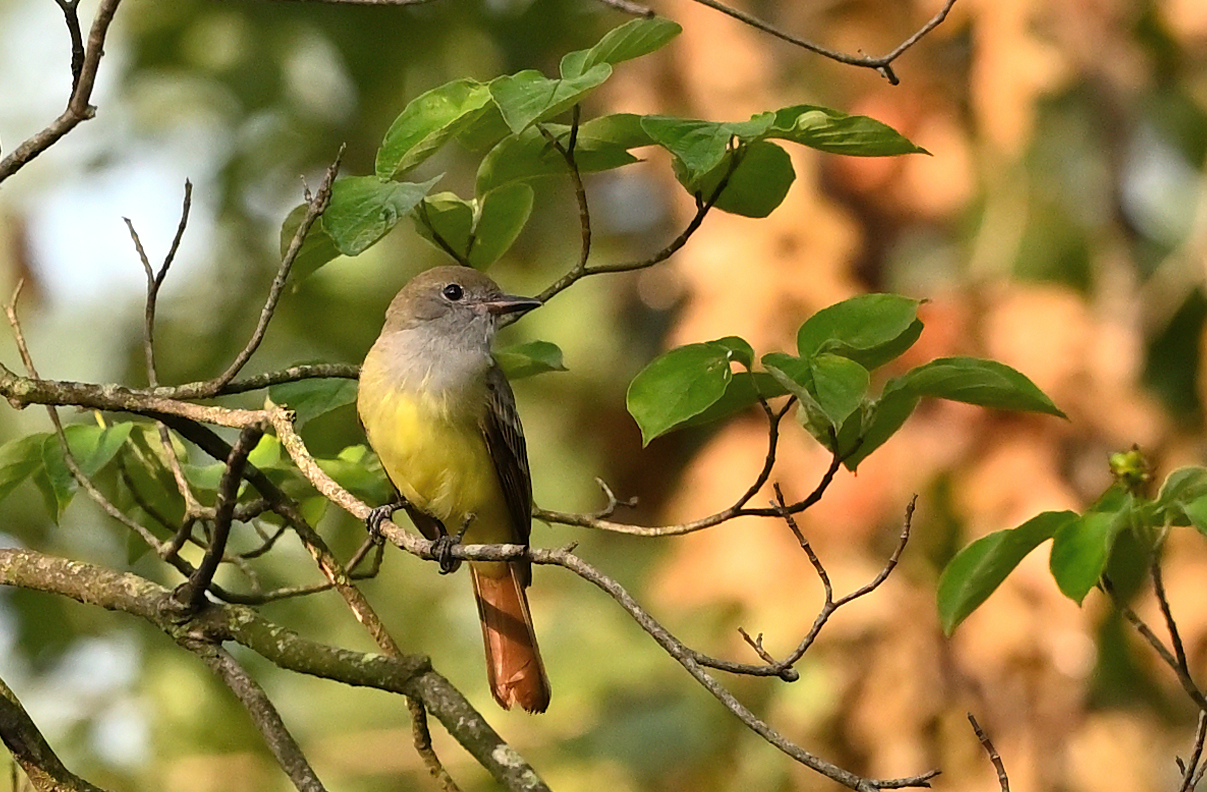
626, 294, 1064, 471
939, 456, 1207, 633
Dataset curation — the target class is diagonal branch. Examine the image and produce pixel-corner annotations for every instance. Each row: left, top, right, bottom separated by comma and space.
189, 643, 328, 792
0, 0, 123, 183
0, 674, 108, 792
202, 148, 344, 395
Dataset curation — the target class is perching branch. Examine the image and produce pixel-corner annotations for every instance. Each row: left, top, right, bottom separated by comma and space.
273, 405, 935, 791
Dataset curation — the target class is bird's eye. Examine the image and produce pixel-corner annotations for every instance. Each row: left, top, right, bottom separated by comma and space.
442, 283, 464, 301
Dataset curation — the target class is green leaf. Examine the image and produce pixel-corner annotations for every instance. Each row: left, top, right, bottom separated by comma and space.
31, 424, 136, 522
577, 113, 656, 150
455, 104, 513, 152
641, 114, 775, 187
762, 352, 833, 446
39, 436, 77, 523
495, 340, 567, 380
560, 18, 682, 78
73, 423, 134, 477
679, 140, 795, 217
627, 341, 738, 444
269, 378, 359, 429
0, 433, 50, 504
489, 64, 613, 134
840, 387, 919, 470
769, 105, 928, 156
679, 371, 789, 430
710, 336, 754, 369
476, 124, 640, 195
318, 444, 395, 505
1050, 510, 1127, 604
938, 510, 1076, 634
375, 79, 492, 179
1184, 494, 1207, 538
248, 435, 283, 470
469, 183, 534, 267
322, 175, 441, 257
796, 293, 924, 369
413, 192, 476, 259
810, 353, 869, 427
1154, 466, 1207, 526
280, 203, 343, 282
889, 357, 1067, 418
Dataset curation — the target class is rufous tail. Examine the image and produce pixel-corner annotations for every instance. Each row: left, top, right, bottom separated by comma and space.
470, 565, 551, 713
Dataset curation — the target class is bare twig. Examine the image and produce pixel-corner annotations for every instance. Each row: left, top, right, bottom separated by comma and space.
1177, 711, 1207, 792
0, 0, 123, 183
204, 148, 344, 394
591, 0, 654, 16
1103, 577, 1207, 712
967, 713, 1008, 792
536, 395, 851, 537
174, 424, 265, 611
687, 0, 958, 84
53, 0, 85, 94
535, 139, 745, 306
696, 491, 915, 678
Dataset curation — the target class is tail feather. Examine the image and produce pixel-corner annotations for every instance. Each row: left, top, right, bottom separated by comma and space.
470, 565, 551, 713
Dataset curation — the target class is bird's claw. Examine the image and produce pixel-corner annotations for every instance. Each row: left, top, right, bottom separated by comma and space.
365, 503, 403, 544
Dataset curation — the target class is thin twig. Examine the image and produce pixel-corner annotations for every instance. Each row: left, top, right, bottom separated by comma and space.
1103, 577, 1207, 711
1177, 711, 1207, 792
175, 425, 264, 611
53, 0, 85, 94
0, 0, 122, 183
535, 140, 744, 305
687, 0, 958, 84
536, 396, 851, 537
967, 713, 1008, 791
204, 148, 344, 394
696, 491, 914, 678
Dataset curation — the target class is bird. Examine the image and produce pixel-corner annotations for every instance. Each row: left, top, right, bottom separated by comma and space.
357, 265, 551, 713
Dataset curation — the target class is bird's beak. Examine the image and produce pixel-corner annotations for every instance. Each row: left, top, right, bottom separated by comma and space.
480, 294, 542, 317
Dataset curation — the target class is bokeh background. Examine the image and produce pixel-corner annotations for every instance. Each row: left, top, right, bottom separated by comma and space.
1, 0, 1206, 789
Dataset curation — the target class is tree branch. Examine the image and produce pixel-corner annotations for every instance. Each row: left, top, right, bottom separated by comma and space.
0, 0, 123, 183
0, 674, 108, 792
0, 548, 551, 792
686, 0, 958, 85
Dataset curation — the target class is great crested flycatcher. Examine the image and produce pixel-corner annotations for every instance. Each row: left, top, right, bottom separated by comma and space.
357, 265, 551, 713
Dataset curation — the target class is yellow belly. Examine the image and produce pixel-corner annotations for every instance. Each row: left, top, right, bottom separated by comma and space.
357, 383, 513, 549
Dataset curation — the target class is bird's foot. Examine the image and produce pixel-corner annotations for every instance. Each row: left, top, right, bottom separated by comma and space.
432, 514, 474, 575
365, 502, 404, 544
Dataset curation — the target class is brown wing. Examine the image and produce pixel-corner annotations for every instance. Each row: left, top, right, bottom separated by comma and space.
480, 363, 534, 584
